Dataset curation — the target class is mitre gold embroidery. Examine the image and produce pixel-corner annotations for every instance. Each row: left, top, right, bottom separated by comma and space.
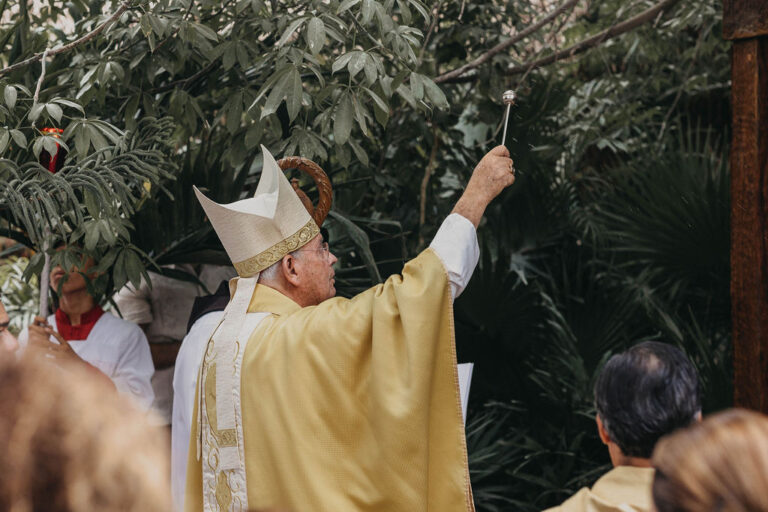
233, 219, 320, 277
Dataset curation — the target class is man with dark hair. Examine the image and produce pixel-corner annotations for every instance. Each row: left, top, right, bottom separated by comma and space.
545, 341, 701, 512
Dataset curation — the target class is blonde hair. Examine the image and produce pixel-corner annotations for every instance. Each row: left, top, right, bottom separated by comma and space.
0, 356, 171, 512
652, 408, 768, 512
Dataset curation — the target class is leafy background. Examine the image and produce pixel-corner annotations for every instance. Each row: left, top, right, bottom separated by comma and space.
0, 0, 730, 509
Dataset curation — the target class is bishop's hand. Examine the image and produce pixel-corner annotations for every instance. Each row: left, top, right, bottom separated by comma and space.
451, 145, 515, 227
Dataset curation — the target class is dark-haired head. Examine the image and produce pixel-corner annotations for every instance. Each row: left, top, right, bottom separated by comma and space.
594, 341, 700, 460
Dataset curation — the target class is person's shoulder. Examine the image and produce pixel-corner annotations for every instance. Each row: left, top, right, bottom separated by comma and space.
190, 310, 225, 331
541, 486, 593, 512
97, 312, 147, 340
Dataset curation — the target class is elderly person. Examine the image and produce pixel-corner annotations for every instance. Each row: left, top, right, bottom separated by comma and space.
545, 341, 701, 512
184, 145, 515, 511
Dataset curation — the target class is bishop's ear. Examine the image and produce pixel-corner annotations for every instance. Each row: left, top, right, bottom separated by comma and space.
280, 254, 302, 287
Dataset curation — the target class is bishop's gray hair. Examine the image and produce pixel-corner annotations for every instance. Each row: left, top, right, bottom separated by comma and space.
257, 259, 282, 283
257, 249, 305, 283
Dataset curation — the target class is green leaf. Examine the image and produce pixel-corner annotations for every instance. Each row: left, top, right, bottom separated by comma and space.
306, 17, 325, 54
363, 54, 377, 84
328, 210, 381, 282
125, 249, 145, 290
407, 0, 430, 21
10, 129, 26, 148
124, 95, 140, 127
226, 92, 243, 134
333, 94, 353, 145
422, 77, 448, 109
113, 250, 126, 289
223, 42, 236, 70
74, 125, 89, 157
84, 222, 100, 251
32, 136, 44, 158
338, 0, 360, 13
192, 22, 219, 41
244, 124, 262, 149
0, 129, 9, 154
83, 189, 101, 218
396, 84, 417, 108
361, 0, 374, 24
140, 15, 152, 37
42, 136, 59, 157
4, 85, 16, 110
348, 137, 369, 166
261, 71, 292, 119
236, 44, 250, 70
286, 68, 302, 122
364, 87, 389, 126
51, 98, 84, 114
29, 103, 45, 122
98, 219, 116, 245
348, 51, 365, 78
353, 96, 368, 135
332, 52, 354, 74
147, 13, 166, 37
45, 103, 63, 123
396, 0, 412, 25
278, 17, 307, 46
410, 71, 424, 100
108, 62, 125, 81
363, 87, 388, 112
87, 124, 109, 151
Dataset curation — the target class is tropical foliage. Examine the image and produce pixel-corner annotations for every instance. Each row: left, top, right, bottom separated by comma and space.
0, 0, 730, 509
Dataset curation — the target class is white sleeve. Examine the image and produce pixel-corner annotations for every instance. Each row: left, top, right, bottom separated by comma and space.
428, 213, 479, 300
112, 324, 155, 411
113, 281, 153, 325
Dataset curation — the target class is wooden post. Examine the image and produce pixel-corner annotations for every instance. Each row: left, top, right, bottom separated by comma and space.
725, 0, 768, 412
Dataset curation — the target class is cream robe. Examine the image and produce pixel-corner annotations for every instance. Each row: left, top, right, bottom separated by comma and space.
186, 248, 473, 512
543, 466, 655, 512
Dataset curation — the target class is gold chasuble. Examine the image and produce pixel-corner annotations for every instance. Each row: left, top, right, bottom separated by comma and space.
185, 248, 474, 512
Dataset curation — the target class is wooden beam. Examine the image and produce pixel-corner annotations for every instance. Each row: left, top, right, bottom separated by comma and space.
731, 37, 768, 412
723, 0, 768, 40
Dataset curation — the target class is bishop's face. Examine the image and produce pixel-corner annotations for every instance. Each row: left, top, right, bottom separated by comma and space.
294, 234, 338, 306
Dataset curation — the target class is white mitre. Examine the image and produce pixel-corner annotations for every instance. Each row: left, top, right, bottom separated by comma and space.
193, 145, 320, 277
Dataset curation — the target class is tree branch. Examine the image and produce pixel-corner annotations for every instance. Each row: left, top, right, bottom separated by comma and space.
147, 59, 219, 94
0, 1, 131, 77
419, 0, 445, 64
504, 0, 681, 76
418, 128, 440, 250
434, 0, 580, 84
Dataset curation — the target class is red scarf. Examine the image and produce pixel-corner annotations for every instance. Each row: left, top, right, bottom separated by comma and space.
55, 306, 105, 341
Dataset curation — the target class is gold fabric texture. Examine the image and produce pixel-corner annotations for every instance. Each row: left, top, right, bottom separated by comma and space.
232, 219, 319, 277
186, 249, 474, 512
543, 466, 655, 512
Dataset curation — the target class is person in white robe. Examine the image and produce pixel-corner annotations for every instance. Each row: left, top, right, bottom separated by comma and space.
114, 264, 235, 425
18, 256, 154, 411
